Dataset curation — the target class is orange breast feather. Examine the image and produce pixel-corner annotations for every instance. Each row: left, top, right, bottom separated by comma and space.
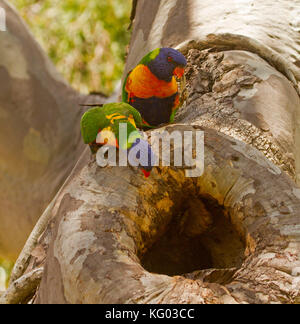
126, 65, 178, 99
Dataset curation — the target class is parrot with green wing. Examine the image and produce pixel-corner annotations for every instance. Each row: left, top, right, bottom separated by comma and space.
80, 102, 155, 177
122, 48, 187, 127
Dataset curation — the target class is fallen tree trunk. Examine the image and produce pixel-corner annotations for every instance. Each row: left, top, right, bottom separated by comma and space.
4, 0, 300, 303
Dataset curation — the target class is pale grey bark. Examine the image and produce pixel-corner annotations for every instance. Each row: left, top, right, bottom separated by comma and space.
0, 268, 43, 304
127, 0, 300, 181
3, 0, 300, 304
0, 0, 106, 260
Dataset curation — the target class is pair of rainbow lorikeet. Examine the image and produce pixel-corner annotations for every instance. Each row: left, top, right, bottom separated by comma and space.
80, 48, 187, 177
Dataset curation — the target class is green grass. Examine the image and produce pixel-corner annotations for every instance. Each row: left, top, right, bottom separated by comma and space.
10, 0, 132, 95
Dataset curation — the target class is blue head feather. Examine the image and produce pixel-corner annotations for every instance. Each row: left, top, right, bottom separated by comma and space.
128, 138, 156, 172
147, 48, 187, 82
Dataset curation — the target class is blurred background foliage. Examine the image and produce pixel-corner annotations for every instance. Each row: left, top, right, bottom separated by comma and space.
9, 0, 132, 95
1, 0, 132, 290
0, 259, 13, 290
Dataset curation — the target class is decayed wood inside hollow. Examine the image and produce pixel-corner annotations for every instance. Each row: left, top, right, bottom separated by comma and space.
141, 194, 245, 278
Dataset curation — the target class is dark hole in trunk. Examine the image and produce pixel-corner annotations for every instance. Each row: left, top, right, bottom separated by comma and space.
141, 195, 245, 278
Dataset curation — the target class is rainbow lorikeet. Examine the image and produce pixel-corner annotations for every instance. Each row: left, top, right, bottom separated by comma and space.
80, 102, 155, 177
122, 48, 187, 127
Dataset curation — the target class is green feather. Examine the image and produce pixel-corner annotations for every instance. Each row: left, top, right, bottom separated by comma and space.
102, 102, 143, 125
81, 106, 106, 144
80, 103, 144, 148
122, 72, 130, 103
111, 120, 141, 150
139, 48, 160, 65
169, 109, 177, 123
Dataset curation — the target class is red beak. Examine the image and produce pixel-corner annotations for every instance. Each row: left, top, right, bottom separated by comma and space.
174, 66, 185, 79
141, 169, 151, 178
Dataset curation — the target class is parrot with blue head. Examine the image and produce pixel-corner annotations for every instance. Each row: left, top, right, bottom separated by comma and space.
80, 102, 155, 177
122, 47, 187, 127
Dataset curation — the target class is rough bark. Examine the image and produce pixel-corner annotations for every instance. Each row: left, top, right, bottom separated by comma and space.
0, 268, 43, 304
29, 125, 300, 304
0, 0, 106, 260
126, 0, 300, 181
4, 0, 300, 304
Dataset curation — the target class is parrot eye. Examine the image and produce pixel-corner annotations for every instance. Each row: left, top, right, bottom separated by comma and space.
167, 56, 173, 62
